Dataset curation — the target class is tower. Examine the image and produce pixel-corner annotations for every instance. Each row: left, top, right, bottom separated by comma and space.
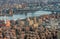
9, 9, 13, 15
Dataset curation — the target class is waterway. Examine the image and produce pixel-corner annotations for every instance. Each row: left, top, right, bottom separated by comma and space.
0, 11, 51, 20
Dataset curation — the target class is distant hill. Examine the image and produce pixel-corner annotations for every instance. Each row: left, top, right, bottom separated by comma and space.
0, 0, 60, 8
0, 0, 48, 4
0, 0, 59, 5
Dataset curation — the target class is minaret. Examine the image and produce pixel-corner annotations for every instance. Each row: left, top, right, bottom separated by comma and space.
0, 6, 2, 14
9, 9, 13, 15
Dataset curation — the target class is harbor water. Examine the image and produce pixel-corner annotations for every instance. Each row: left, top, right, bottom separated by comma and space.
0, 11, 51, 20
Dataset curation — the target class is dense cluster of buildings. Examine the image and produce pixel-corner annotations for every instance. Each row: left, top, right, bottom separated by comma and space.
0, 12, 59, 39
0, 0, 60, 10
0, 0, 60, 16
0, 0, 59, 39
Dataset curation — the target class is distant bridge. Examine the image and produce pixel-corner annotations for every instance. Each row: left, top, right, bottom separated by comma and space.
16, 8, 60, 13
48, 2, 60, 4
4, 7, 60, 15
